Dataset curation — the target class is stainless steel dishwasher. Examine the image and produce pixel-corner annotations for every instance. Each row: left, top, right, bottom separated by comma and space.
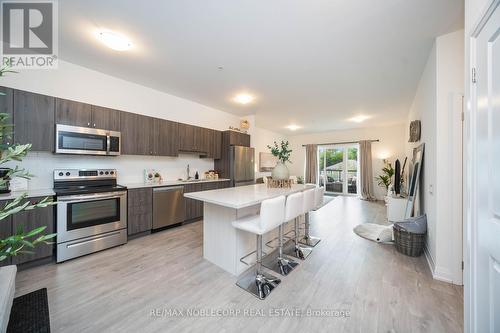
153, 186, 186, 230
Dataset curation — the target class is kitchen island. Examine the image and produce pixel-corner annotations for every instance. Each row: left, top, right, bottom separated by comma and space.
184, 183, 315, 275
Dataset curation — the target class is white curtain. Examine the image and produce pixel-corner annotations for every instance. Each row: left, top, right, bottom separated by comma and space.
359, 140, 376, 200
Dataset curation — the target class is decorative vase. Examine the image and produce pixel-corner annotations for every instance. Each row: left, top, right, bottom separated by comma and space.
271, 161, 289, 180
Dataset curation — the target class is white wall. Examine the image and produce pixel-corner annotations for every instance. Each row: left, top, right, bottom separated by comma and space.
288, 124, 407, 200
407, 30, 464, 285
243, 115, 287, 179
0, 60, 283, 188
407, 42, 438, 267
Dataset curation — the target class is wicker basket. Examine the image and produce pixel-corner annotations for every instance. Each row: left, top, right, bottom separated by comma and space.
393, 224, 425, 257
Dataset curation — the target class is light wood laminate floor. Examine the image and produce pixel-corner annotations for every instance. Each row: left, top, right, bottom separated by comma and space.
15, 197, 463, 333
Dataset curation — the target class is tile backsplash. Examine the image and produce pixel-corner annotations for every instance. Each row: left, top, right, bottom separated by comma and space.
7, 152, 215, 189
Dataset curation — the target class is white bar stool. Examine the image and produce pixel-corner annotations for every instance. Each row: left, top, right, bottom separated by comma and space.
315, 186, 325, 208
299, 187, 321, 247
232, 196, 285, 300
262, 194, 300, 276
283, 192, 313, 260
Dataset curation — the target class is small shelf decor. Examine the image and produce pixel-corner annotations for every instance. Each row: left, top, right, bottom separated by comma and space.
266, 178, 293, 188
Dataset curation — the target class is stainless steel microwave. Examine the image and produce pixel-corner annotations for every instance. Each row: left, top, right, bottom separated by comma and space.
55, 124, 121, 156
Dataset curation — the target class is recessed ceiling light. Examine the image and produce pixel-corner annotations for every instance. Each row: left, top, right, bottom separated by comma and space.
348, 115, 371, 123
233, 94, 254, 105
286, 124, 301, 131
97, 30, 132, 51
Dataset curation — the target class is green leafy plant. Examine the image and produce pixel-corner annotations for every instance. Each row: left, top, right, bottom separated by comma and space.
0, 195, 56, 261
0, 66, 56, 262
0, 61, 17, 96
0, 60, 17, 78
267, 140, 292, 164
375, 163, 394, 190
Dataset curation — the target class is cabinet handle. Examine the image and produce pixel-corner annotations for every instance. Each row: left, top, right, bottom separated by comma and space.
87, 122, 90, 126
93, 123, 96, 127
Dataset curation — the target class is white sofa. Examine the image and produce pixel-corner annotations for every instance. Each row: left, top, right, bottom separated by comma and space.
0, 265, 16, 333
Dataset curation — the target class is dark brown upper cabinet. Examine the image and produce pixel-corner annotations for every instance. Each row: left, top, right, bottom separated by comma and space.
178, 123, 206, 153
212, 130, 222, 159
55, 99, 121, 131
55, 98, 92, 127
227, 130, 250, 147
120, 111, 152, 155
202, 129, 222, 159
0, 87, 13, 146
121, 112, 180, 157
91, 105, 121, 131
152, 118, 179, 157
13, 90, 55, 151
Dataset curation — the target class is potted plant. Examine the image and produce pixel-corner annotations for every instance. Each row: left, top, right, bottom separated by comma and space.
375, 162, 395, 196
267, 140, 292, 180
0, 64, 56, 327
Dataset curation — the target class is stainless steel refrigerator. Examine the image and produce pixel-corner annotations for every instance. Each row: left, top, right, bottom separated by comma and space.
229, 146, 255, 187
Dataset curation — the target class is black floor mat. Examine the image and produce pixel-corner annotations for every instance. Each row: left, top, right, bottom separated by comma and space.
7, 288, 50, 333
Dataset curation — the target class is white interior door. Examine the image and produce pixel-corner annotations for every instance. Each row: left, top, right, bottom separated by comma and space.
469, 2, 500, 332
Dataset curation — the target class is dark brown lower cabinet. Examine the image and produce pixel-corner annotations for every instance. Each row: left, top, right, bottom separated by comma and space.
126, 181, 231, 236
127, 188, 153, 235
184, 183, 203, 220
0, 200, 12, 267
217, 180, 231, 189
11, 197, 55, 265
184, 181, 231, 221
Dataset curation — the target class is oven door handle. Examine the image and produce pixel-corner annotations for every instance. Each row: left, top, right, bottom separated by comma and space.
58, 192, 126, 202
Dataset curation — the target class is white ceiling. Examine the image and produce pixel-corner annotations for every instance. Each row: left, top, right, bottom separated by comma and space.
58, 0, 464, 134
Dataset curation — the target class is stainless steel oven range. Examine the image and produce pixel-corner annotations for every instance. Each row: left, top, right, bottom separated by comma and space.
54, 169, 127, 262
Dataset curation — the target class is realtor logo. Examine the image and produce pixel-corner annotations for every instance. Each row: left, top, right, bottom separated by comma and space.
1, 1, 58, 69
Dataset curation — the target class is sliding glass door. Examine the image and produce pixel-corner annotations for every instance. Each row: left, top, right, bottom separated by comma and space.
318, 144, 359, 195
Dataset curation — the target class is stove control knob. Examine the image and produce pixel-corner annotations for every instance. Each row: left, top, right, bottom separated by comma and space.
105, 171, 109, 175
58, 172, 64, 177
99, 171, 104, 175
110, 171, 114, 175
65, 172, 71, 176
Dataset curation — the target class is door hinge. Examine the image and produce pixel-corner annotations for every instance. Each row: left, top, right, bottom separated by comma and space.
461, 111, 465, 122
462, 261, 464, 270
472, 68, 477, 84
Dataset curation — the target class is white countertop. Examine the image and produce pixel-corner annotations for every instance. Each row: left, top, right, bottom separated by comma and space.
0, 179, 230, 200
123, 178, 231, 189
0, 188, 55, 201
184, 183, 316, 209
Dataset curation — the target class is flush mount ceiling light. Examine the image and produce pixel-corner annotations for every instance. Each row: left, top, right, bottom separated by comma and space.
97, 30, 132, 51
348, 115, 371, 123
233, 93, 255, 105
286, 124, 301, 131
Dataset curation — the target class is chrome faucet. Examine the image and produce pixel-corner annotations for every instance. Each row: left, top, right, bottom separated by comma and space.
186, 164, 190, 179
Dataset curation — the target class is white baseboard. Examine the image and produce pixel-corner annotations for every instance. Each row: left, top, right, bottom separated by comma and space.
424, 245, 436, 275
423, 245, 459, 284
